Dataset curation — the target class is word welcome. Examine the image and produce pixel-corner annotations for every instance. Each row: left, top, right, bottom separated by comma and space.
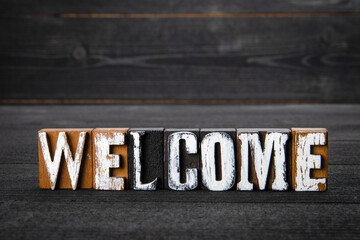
38, 128, 328, 191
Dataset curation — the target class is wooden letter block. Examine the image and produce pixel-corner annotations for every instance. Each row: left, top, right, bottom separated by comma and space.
128, 128, 164, 190
200, 129, 236, 191
93, 128, 129, 190
164, 129, 200, 190
291, 128, 328, 191
38, 128, 93, 190
236, 129, 290, 191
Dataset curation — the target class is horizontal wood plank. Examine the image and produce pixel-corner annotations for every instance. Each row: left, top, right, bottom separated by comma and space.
0, 0, 359, 14
1, 17, 359, 101
1, 200, 358, 239
0, 104, 358, 141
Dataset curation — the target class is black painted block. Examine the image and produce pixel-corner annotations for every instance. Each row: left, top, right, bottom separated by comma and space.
164, 128, 200, 190
128, 128, 164, 189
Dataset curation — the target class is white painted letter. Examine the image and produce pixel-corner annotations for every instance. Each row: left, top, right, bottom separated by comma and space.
271, 133, 289, 190
237, 132, 288, 191
294, 133, 326, 191
39, 132, 86, 190
237, 133, 253, 190
201, 132, 235, 191
130, 131, 157, 190
168, 132, 198, 190
94, 132, 125, 190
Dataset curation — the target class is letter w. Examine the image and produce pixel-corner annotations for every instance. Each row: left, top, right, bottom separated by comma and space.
39, 132, 86, 190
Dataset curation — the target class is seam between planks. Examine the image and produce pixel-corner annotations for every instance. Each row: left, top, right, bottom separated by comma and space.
1, 12, 360, 19
1, 99, 360, 105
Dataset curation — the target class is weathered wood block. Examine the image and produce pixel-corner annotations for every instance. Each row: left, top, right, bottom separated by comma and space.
38, 128, 93, 190
164, 128, 200, 190
128, 128, 164, 190
200, 128, 236, 191
93, 128, 129, 190
291, 128, 328, 191
236, 128, 291, 191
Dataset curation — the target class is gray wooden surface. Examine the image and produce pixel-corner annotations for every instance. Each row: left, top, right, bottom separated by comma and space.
0, 104, 359, 239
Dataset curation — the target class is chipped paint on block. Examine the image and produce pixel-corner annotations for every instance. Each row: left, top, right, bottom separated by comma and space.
237, 133, 253, 190
237, 132, 289, 191
294, 132, 327, 191
271, 133, 289, 191
130, 131, 158, 190
201, 132, 235, 191
168, 132, 198, 191
39, 131, 86, 190
94, 132, 125, 190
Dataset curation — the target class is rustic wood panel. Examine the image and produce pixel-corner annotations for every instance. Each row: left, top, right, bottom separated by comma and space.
0, 16, 359, 101
0, 0, 359, 14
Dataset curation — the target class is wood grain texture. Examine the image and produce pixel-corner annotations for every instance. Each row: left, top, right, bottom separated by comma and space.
0, 16, 359, 101
0, 0, 359, 14
0, 199, 359, 239
3, 13, 360, 19
0, 105, 359, 239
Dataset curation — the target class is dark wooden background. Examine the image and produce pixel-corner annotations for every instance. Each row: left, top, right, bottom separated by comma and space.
1, 0, 360, 103
0, 1, 359, 239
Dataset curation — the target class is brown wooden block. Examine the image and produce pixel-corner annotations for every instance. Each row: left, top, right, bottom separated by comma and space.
291, 128, 328, 191
38, 128, 93, 190
200, 128, 236, 191
93, 128, 129, 190
236, 128, 290, 191
164, 128, 200, 190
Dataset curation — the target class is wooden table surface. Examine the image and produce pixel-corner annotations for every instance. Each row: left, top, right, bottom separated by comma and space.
1, 104, 359, 239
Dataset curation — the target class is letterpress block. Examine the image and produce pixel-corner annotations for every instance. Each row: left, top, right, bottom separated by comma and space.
128, 128, 164, 190
93, 128, 129, 190
164, 129, 200, 190
291, 128, 328, 191
38, 128, 93, 190
236, 128, 290, 191
200, 128, 236, 191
